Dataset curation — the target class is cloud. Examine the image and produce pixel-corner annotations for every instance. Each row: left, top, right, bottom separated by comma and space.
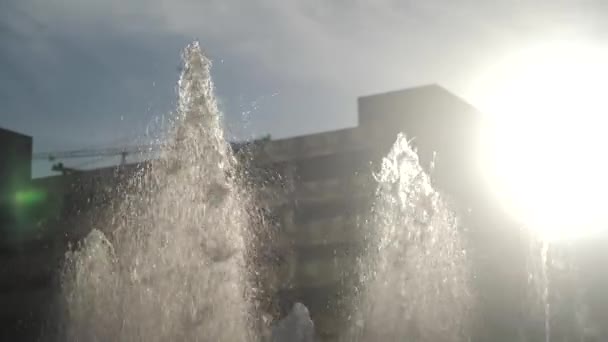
14, 0, 477, 90
14, 0, 608, 88
4, 0, 608, 145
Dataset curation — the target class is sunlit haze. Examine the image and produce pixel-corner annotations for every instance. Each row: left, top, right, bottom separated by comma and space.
475, 41, 608, 241
3, 1, 608, 340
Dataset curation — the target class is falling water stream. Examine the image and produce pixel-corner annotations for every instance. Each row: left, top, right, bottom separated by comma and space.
540, 242, 550, 342
526, 234, 590, 342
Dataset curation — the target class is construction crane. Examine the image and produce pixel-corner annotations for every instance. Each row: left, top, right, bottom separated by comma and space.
32, 135, 271, 174
33, 144, 161, 163
32, 144, 162, 174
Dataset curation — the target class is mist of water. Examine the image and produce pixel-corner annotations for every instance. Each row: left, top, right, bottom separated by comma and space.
525, 235, 590, 342
60, 42, 256, 342
352, 134, 472, 342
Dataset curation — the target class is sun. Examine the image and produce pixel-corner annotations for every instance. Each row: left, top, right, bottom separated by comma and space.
473, 41, 608, 242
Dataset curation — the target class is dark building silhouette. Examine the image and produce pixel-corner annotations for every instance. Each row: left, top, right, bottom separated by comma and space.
0, 127, 32, 184
0, 127, 33, 239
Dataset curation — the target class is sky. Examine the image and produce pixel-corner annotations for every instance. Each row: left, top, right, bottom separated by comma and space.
0, 0, 606, 176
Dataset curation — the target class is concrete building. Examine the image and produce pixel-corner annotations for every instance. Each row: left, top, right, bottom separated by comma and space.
0, 85, 521, 341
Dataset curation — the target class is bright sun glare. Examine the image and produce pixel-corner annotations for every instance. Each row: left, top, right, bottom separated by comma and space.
475, 41, 608, 242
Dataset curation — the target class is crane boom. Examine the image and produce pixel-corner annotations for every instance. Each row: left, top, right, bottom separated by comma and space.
32, 135, 270, 164
32, 144, 161, 161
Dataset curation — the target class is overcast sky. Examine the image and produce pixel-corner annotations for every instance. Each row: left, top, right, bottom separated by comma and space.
1, 0, 606, 175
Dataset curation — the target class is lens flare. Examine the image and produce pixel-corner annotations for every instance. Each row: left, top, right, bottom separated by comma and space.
14, 190, 46, 206
474, 41, 608, 241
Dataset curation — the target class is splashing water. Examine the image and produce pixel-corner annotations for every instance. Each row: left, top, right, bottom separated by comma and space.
353, 134, 472, 341
61, 42, 255, 341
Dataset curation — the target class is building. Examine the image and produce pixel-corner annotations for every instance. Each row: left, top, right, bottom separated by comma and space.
0, 127, 44, 340
0, 127, 33, 241
0, 127, 32, 185
0, 85, 523, 341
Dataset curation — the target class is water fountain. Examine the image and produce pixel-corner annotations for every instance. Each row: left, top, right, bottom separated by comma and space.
352, 134, 472, 341
56, 41, 597, 342
59, 47, 475, 340
61, 42, 255, 341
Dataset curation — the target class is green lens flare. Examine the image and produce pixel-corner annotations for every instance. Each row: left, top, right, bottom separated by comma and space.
14, 190, 46, 206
